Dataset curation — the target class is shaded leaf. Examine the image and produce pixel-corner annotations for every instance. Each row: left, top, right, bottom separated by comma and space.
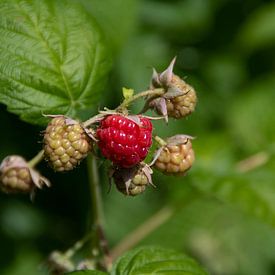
0, 0, 111, 125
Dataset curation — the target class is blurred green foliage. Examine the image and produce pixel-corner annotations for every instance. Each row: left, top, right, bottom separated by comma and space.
1, 0, 275, 274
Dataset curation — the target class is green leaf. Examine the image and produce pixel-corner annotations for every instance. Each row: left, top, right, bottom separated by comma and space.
237, 2, 275, 52
0, 0, 112, 125
112, 246, 208, 275
67, 271, 107, 275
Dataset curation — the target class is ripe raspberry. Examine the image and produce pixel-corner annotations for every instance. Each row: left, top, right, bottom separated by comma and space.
154, 136, 195, 175
97, 115, 153, 168
44, 116, 92, 172
164, 75, 197, 119
0, 156, 50, 194
112, 164, 152, 196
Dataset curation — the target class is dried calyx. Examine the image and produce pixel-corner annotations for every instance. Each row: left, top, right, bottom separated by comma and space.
147, 58, 197, 122
0, 155, 50, 194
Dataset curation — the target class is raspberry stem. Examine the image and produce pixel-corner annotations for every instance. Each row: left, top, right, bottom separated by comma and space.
83, 88, 165, 127
83, 113, 105, 127
154, 136, 167, 147
63, 233, 93, 258
117, 88, 164, 111
28, 150, 44, 168
110, 207, 173, 259
87, 154, 112, 270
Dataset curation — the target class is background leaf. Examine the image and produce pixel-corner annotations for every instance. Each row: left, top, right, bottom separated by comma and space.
0, 0, 111, 125
111, 246, 208, 275
237, 2, 275, 52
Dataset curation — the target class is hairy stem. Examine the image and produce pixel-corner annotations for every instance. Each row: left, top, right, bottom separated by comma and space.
87, 154, 111, 270
28, 150, 44, 168
118, 88, 164, 110
83, 113, 105, 128
83, 88, 165, 127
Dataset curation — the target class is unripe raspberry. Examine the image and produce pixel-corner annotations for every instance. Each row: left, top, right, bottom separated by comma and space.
0, 155, 50, 194
112, 164, 153, 196
97, 115, 153, 168
148, 58, 197, 120
163, 75, 197, 119
44, 116, 92, 172
154, 136, 195, 175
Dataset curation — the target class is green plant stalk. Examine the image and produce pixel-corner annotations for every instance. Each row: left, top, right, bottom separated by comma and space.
28, 150, 44, 168
83, 88, 165, 127
110, 206, 173, 260
118, 87, 164, 110
87, 154, 112, 270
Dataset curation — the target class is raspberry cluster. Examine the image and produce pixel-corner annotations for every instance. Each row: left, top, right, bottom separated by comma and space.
0, 58, 196, 197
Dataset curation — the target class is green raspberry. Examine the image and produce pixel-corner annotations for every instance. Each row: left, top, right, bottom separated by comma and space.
165, 75, 197, 119
154, 136, 195, 175
1, 166, 32, 193
44, 116, 92, 172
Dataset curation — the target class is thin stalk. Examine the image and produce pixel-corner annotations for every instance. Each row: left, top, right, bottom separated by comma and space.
83, 113, 105, 128
87, 154, 112, 270
87, 154, 103, 227
118, 88, 164, 110
83, 88, 165, 127
64, 233, 93, 258
110, 206, 173, 260
28, 150, 44, 168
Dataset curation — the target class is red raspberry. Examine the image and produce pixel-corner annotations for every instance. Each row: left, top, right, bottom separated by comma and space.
97, 115, 153, 167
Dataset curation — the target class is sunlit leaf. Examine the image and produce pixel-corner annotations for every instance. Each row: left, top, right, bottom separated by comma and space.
0, 0, 111, 125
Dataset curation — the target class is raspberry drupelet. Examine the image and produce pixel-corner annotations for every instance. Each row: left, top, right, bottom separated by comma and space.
97, 115, 153, 168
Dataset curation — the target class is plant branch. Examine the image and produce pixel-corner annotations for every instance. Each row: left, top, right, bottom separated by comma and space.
118, 88, 164, 110
87, 154, 112, 270
110, 206, 173, 260
236, 151, 270, 173
28, 150, 44, 168
83, 88, 165, 127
